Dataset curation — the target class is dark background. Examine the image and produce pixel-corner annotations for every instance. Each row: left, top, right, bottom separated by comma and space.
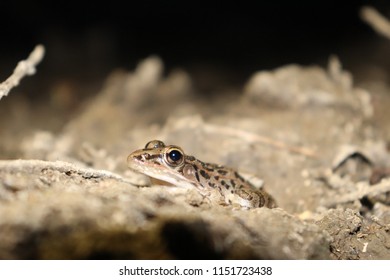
1, 0, 390, 98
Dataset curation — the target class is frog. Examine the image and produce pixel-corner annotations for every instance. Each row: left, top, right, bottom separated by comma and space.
127, 140, 276, 209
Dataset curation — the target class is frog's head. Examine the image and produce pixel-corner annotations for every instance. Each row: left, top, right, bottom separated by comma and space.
127, 140, 195, 188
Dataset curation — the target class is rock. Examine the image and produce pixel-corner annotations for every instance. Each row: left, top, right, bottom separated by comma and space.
0, 159, 330, 259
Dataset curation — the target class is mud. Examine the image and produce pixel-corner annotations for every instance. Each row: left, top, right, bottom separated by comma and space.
0, 56, 389, 259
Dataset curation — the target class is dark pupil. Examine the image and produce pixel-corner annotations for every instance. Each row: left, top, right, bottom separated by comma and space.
169, 150, 182, 162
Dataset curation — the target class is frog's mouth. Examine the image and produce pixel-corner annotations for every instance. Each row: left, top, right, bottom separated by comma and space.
127, 154, 194, 189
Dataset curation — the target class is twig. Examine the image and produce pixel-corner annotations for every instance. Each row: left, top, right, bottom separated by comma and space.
0, 45, 45, 100
203, 123, 318, 158
360, 6, 390, 40
324, 178, 390, 207
0, 159, 136, 186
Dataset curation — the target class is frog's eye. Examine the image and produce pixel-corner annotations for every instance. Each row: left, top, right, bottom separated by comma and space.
145, 140, 165, 149
165, 147, 184, 166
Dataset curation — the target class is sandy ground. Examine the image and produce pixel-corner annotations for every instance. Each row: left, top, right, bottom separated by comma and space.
0, 55, 389, 259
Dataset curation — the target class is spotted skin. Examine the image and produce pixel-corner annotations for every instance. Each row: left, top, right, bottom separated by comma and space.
127, 140, 276, 209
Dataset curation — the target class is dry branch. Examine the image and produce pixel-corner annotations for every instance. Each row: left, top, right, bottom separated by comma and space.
0, 45, 45, 100
203, 123, 318, 158
361, 6, 390, 40
324, 178, 390, 207
0, 159, 136, 186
